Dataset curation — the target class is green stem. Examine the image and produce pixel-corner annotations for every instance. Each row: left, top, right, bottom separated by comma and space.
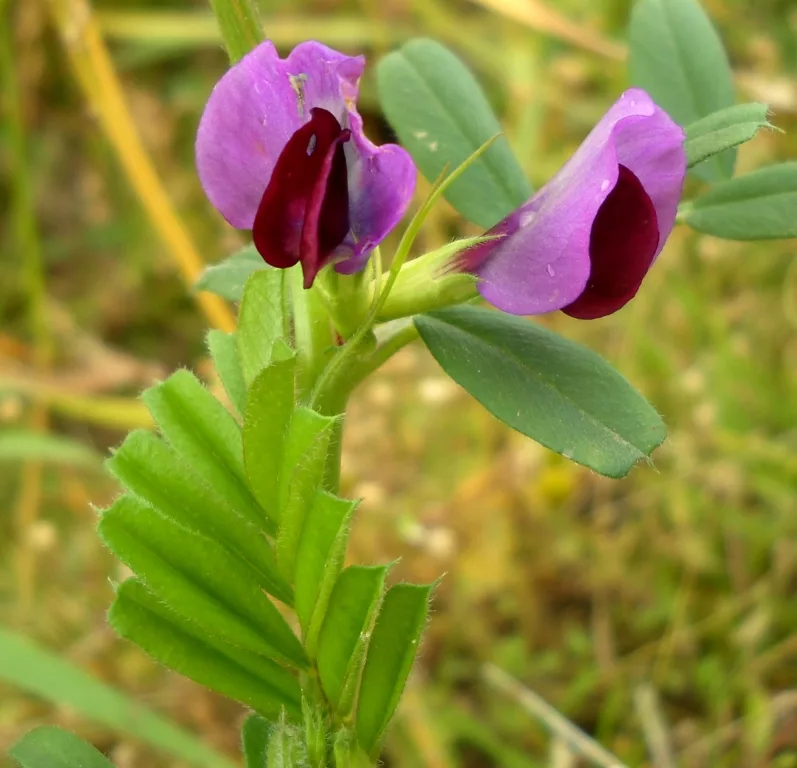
208, 0, 263, 63
291, 267, 334, 399
307, 137, 497, 413
315, 321, 419, 497
319, 262, 372, 339
356, 319, 419, 381
317, 320, 419, 411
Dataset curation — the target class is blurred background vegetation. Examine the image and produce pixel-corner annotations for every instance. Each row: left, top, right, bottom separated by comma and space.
1, 0, 796, 765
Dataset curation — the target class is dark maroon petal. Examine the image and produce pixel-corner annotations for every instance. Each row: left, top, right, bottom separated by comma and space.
563, 165, 659, 320
300, 124, 351, 288
252, 107, 351, 287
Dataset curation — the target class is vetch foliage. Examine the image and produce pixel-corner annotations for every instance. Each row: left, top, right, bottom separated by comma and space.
12, 0, 796, 764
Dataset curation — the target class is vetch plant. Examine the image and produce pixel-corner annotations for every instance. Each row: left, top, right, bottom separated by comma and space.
9, 0, 796, 765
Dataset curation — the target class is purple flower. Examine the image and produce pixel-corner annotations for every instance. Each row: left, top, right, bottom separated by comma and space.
464, 88, 686, 319
196, 41, 416, 288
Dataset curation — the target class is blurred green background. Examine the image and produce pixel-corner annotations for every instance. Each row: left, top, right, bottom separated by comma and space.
1, 0, 797, 765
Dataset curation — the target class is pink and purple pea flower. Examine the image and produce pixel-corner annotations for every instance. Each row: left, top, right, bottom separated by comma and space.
196, 40, 686, 319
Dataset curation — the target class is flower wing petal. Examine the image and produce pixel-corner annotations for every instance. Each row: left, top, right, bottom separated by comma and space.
285, 44, 416, 273
334, 109, 417, 274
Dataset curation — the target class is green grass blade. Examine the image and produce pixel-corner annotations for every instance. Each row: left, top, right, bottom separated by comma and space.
0, 431, 101, 467
0, 628, 235, 768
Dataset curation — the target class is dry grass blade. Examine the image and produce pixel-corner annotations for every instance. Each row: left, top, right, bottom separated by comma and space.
634, 683, 676, 768
550, 737, 578, 768
483, 664, 629, 768
97, 10, 411, 49
44, 0, 235, 332
1, 375, 153, 430
466, 0, 626, 61
680, 690, 797, 765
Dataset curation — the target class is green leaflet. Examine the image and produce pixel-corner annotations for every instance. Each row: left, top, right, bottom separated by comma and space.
9, 727, 115, 768
377, 38, 531, 229
99, 495, 307, 667
294, 491, 357, 653
196, 246, 267, 302
356, 583, 433, 757
0, 629, 233, 768
238, 270, 286, 385
106, 429, 289, 602
318, 565, 389, 714
207, 329, 248, 417
119, 579, 300, 703
243, 353, 297, 518
242, 714, 273, 768
682, 162, 797, 240
110, 583, 301, 719
275, 407, 339, 581
685, 103, 772, 170
143, 370, 269, 531
415, 307, 665, 478
629, 0, 736, 181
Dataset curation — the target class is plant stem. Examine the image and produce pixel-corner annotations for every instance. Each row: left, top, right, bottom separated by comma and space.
355, 320, 419, 381
44, 0, 236, 333
291, 268, 334, 399
307, 137, 497, 414
315, 323, 421, 495
208, 0, 263, 63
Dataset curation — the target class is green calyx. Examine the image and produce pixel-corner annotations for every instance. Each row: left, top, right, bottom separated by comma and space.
374, 237, 490, 322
